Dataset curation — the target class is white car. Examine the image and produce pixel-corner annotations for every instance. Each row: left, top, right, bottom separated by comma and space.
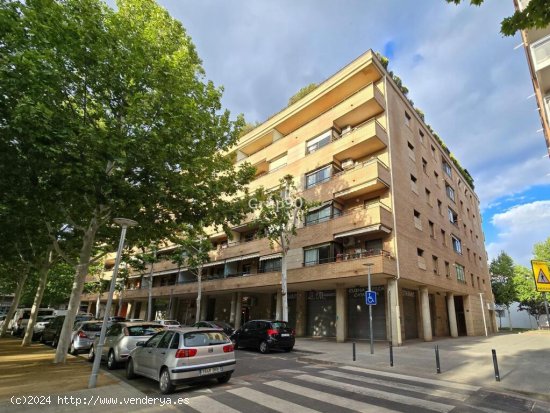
157, 320, 181, 328
33, 315, 56, 340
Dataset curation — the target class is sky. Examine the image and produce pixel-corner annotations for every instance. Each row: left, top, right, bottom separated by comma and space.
109, 0, 550, 267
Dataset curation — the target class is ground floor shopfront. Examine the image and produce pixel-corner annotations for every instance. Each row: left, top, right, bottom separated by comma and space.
86, 278, 497, 345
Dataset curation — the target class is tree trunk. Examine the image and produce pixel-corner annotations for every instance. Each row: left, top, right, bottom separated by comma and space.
0, 265, 30, 337
195, 266, 202, 322
281, 253, 288, 322
507, 306, 513, 331
54, 219, 99, 363
22, 248, 54, 346
147, 259, 155, 321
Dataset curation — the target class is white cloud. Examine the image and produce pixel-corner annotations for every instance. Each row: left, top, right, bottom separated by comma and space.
486, 201, 550, 266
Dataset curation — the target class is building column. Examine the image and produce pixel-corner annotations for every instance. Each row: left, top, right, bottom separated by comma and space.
138, 302, 146, 320
420, 286, 432, 342
463, 295, 475, 336
336, 288, 347, 343
446, 293, 458, 338
275, 291, 282, 320
295, 291, 306, 337
200, 295, 208, 321
387, 279, 402, 345
229, 293, 237, 325
126, 301, 133, 320
234, 292, 243, 330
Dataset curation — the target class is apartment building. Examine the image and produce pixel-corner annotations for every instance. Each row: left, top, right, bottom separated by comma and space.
515, 0, 550, 156
82, 50, 497, 344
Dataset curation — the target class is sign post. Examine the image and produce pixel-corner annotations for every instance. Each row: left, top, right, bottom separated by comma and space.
530, 260, 550, 327
364, 263, 375, 355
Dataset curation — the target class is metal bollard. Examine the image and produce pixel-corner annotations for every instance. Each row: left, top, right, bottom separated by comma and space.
389, 341, 393, 367
352, 342, 356, 361
435, 345, 441, 374
492, 349, 500, 382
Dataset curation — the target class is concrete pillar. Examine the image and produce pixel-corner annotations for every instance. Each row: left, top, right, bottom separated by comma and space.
229, 293, 237, 324
336, 288, 347, 343
86, 301, 93, 314
420, 286, 432, 342
295, 291, 306, 336
446, 293, 458, 338
234, 292, 243, 330
200, 295, 208, 321
463, 295, 475, 336
126, 301, 133, 320
138, 302, 146, 320
275, 291, 282, 320
387, 279, 402, 345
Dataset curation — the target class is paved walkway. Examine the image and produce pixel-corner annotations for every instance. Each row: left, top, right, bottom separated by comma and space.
293, 330, 550, 400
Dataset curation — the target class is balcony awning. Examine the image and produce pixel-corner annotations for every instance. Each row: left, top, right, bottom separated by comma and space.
307, 200, 332, 213
259, 253, 283, 261
201, 260, 225, 268
334, 224, 391, 239
225, 253, 260, 263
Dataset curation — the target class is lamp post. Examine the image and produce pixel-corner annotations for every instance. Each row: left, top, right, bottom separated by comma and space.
89, 218, 137, 389
364, 263, 374, 355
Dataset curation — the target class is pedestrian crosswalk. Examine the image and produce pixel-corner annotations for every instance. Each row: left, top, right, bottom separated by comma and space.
182, 364, 502, 413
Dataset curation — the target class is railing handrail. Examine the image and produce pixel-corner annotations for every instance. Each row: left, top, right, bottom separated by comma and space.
303, 249, 392, 267
303, 201, 391, 228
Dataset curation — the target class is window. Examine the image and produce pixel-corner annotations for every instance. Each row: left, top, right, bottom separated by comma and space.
455, 263, 466, 283
445, 261, 450, 278
407, 141, 415, 160
410, 174, 418, 193
437, 199, 442, 215
432, 255, 439, 275
452, 235, 462, 254
260, 257, 282, 273
305, 202, 342, 226
471, 274, 475, 287
304, 244, 333, 266
413, 210, 422, 230
306, 130, 332, 154
269, 153, 287, 172
305, 165, 335, 189
158, 331, 175, 349
445, 183, 455, 202
467, 247, 471, 261
425, 188, 431, 205
405, 111, 411, 127
431, 145, 436, 159
417, 248, 426, 269
434, 170, 439, 186
442, 160, 452, 177
427, 220, 434, 238
477, 276, 481, 289
419, 129, 425, 144
460, 200, 464, 211
243, 230, 257, 242
242, 263, 252, 275
441, 229, 447, 246
448, 207, 458, 225
422, 158, 428, 174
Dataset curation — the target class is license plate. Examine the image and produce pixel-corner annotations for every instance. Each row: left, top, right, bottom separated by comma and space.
281, 333, 290, 337
199, 366, 223, 376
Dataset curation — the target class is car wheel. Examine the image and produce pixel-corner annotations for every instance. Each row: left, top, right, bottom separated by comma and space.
87, 346, 95, 362
217, 373, 232, 384
259, 340, 269, 354
126, 358, 136, 379
159, 368, 174, 394
284, 347, 294, 353
107, 350, 117, 370
69, 342, 78, 356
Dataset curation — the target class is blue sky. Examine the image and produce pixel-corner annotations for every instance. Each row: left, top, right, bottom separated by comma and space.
109, 0, 550, 267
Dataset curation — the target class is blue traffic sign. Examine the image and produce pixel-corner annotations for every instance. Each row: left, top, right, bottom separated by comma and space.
365, 290, 377, 305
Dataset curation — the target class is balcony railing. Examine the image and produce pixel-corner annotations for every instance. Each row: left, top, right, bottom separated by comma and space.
303, 201, 391, 229
302, 249, 391, 267
531, 35, 550, 72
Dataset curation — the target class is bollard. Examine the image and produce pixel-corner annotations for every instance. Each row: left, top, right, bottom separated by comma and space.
492, 349, 500, 382
435, 345, 441, 374
352, 342, 356, 361
389, 341, 393, 367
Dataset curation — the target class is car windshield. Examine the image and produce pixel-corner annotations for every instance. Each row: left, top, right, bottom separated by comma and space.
271, 322, 288, 329
126, 325, 164, 336
184, 331, 230, 347
82, 323, 102, 332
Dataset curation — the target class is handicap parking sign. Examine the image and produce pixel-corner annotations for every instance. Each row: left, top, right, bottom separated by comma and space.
365, 290, 377, 305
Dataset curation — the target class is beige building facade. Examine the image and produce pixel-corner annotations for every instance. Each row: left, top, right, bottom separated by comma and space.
82, 50, 497, 344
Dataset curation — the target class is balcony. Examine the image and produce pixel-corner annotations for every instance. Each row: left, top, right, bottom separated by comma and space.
332, 119, 388, 161
531, 35, 550, 93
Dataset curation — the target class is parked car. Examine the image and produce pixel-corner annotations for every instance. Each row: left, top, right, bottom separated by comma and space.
88, 322, 164, 369
157, 319, 181, 328
10, 308, 56, 336
126, 327, 235, 394
108, 316, 126, 322
0, 314, 7, 330
32, 315, 56, 340
127, 318, 144, 322
193, 320, 234, 336
41, 313, 96, 346
69, 321, 104, 355
231, 320, 295, 353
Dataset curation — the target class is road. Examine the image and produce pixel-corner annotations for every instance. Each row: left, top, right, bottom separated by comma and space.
100, 348, 550, 412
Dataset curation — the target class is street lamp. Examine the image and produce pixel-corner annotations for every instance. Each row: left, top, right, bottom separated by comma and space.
89, 218, 137, 389
364, 263, 374, 355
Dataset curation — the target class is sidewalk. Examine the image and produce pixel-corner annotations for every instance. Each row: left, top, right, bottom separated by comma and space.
294, 330, 550, 401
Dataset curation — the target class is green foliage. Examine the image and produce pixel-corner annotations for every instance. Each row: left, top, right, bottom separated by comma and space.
445, 0, 550, 36
533, 237, 550, 261
20, 262, 74, 307
490, 251, 517, 308
513, 265, 546, 323
288, 83, 318, 106
169, 225, 213, 272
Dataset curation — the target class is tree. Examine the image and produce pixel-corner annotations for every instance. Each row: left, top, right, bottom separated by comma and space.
533, 237, 550, 262
288, 83, 318, 106
513, 265, 545, 328
1, 0, 255, 363
254, 175, 315, 322
445, 0, 550, 36
490, 251, 517, 330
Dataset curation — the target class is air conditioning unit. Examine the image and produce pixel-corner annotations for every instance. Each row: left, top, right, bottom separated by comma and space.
341, 125, 352, 135
342, 236, 355, 247
341, 158, 355, 170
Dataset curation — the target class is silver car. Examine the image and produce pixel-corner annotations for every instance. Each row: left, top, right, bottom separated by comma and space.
126, 327, 235, 394
69, 321, 103, 355
88, 322, 163, 369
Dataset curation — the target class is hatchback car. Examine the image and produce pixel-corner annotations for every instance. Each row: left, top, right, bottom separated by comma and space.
157, 320, 181, 328
193, 321, 234, 336
33, 315, 56, 340
69, 321, 103, 355
41, 314, 96, 346
88, 322, 164, 369
126, 327, 235, 394
231, 320, 295, 353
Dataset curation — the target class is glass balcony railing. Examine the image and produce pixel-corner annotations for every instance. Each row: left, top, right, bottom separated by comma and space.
531, 35, 550, 72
